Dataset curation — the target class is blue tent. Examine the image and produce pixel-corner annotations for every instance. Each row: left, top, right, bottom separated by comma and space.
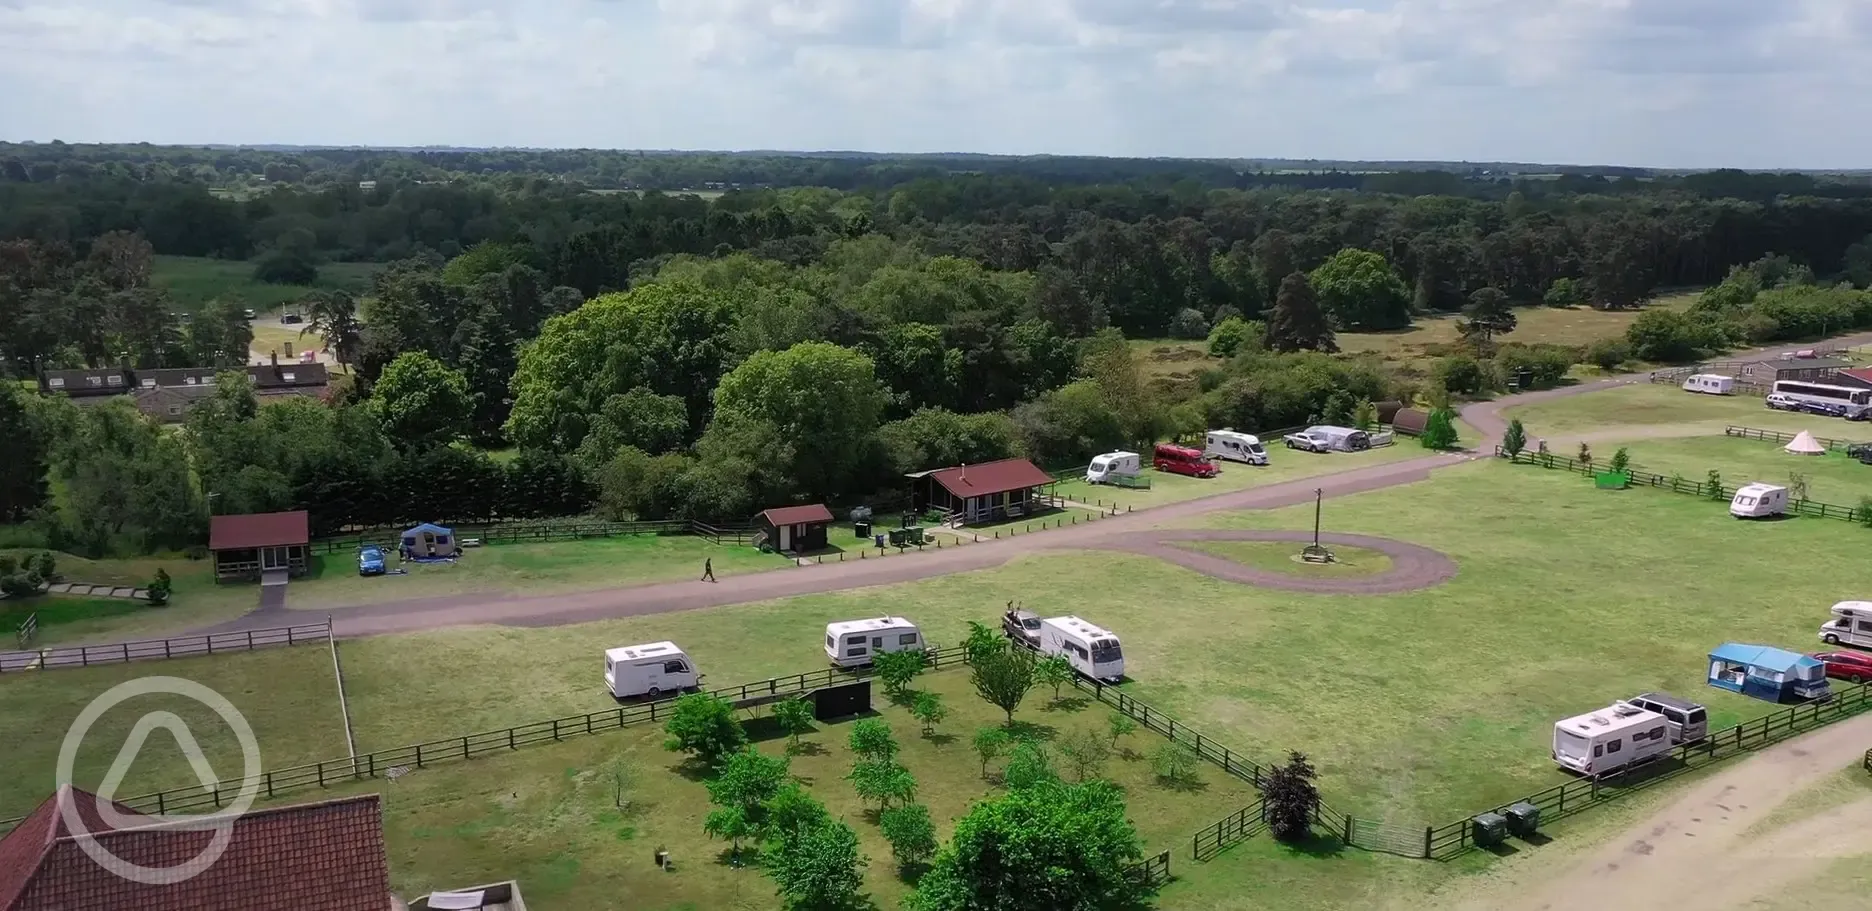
1707, 642, 1830, 703
400, 523, 457, 559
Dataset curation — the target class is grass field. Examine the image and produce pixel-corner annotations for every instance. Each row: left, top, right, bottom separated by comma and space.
287, 669, 1252, 909
0, 644, 346, 821
282, 535, 794, 612
0, 550, 254, 644
1605, 434, 1872, 505
153, 255, 381, 314
1051, 440, 1444, 512
1179, 541, 1394, 578
1506, 383, 1833, 439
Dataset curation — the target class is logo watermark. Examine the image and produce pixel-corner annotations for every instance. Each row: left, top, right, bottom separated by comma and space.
55, 676, 262, 885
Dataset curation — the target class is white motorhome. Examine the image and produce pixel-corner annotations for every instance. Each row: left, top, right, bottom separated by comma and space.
1306, 425, 1372, 452
604, 641, 700, 699
1819, 601, 1872, 647
1085, 451, 1142, 484
1038, 616, 1125, 682
1551, 702, 1675, 777
1680, 373, 1736, 395
1204, 429, 1269, 466
1730, 482, 1789, 518
825, 617, 924, 668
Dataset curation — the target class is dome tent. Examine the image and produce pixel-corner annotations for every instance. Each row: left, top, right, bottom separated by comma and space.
1783, 431, 1826, 456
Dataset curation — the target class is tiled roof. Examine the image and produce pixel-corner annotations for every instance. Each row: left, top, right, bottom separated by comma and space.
926, 458, 1053, 499
5, 793, 389, 911
758, 504, 835, 526
0, 786, 145, 911
208, 511, 311, 550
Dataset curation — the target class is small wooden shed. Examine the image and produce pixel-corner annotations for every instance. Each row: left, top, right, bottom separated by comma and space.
209, 511, 310, 582
1390, 408, 1429, 436
755, 504, 834, 553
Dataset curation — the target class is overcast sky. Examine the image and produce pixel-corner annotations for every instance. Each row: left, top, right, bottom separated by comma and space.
1, 0, 1866, 169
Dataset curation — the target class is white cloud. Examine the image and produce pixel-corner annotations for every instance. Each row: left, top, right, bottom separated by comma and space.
0, 0, 1865, 168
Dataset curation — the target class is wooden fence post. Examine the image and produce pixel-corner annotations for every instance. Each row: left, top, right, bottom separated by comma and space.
1423, 826, 1432, 858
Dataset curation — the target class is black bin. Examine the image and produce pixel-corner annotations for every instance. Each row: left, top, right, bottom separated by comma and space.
1471, 812, 1507, 847
1504, 801, 1540, 837
854, 521, 872, 538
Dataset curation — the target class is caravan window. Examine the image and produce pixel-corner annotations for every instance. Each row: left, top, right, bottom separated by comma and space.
1606, 739, 1622, 754
845, 646, 868, 658
1648, 726, 1666, 741
663, 660, 687, 673
1554, 730, 1590, 760
1090, 639, 1123, 662
826, 635, 835, 650
898, 633, 919, 646
1593, 744, 1604, 757
847, 635, 867, 645
1067, 642, 1089, 660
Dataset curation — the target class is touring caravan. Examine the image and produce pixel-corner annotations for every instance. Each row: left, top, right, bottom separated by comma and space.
825, 616, 924, 668
1085, 451, 1141, 484
1551, 702, 1675, 777
1819, 601, 1872, 647
1730, 482, 1789, 519
1680, 374, 1736, 395
1038, 616, 1125, 682
1204, 430, 1269, 466
604, 642, 700, 699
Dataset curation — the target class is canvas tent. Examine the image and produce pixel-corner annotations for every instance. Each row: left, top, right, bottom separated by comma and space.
1783, 430, 1826, 455
1706, 642, 1830, 703
401, 523, 457, 559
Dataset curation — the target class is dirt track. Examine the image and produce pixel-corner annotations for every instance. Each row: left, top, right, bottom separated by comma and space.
1089, 529, 1458, 594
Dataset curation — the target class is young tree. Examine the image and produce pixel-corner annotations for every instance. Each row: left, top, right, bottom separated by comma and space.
1789, 471, 1811, 503
879, 803, 938, 870
772, 698, 815, 753
1707, 469, 1724, 500
1261, 751, 1322, 843
1458, 287, 1517, 346
1610, 447, 1632, 474
1034, 655, 1074, 700
609, 756, 636, 809
1502, 418, 1528, 458
962, 620, 1007, 665
1002, 741, 1057, 791
911, 691, 947, 737
1151, 743, 1198, 788
1266, 272, 1338, 353
1419, 409, 1458, 450
1107, 715, 1137, 750
1320, 390, 1355, 427
873, 650, 926, 698
972, 727, 1010, 778
970, 646, 1036, 723
663, 693, 747, 767
703, 749, 790, 858
766, 815, 867, 911
1352, 399, 1378, 431
849, 758, 918, 809
1058, 729, 1113, 782
847, 719, 899, 762
908, 780, 1146, 911
1578, 441, 1593, 468
704, 805, 756, 861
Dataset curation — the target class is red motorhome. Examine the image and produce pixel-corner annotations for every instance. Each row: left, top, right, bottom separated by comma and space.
1153, 443, 1218, 478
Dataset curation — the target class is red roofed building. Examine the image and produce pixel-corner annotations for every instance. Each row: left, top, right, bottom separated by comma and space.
208, 511, 311, 582
1832, 367, 1872, 390
753, 503, 835, 554
908, 458, 1056, 526
0, 786, 393, 911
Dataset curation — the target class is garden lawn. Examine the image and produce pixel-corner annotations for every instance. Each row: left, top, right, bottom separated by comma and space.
1505, 383, 1825, 439
0, 644, 348, 821
1604, 434, 1872, 507
1050, 440, 1440, 512
0, 550, 255, 644
253, 669, 1253, 911
153, 255, 380, 314
282, 534, 794, 611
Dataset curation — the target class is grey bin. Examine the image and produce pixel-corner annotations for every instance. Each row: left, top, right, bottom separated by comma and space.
1505, 802, 1540, 837
853, 521, 872, 538
1471, 812, 1508, 847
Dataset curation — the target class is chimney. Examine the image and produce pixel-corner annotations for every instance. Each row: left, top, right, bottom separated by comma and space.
961, 462, 967, 483
270, 351, 279, 367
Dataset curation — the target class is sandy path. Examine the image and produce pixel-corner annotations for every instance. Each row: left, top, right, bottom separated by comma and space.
1435, 713, 1872, 911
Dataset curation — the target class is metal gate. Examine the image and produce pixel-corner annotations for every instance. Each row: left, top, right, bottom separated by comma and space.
1348, 818, 1426, 858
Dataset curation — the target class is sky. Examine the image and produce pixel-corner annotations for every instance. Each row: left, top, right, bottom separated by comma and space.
0, 0, 1867, 170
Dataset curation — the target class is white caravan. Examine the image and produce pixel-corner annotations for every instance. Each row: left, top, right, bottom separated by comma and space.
1552, 702, 1675, 777
1085, 451, 1142, 484
1819, 601, 1872, 647
1730, 482, 1789, 518
1680, 374, 1736, 395
1204, 430, 1269, 466
825, 616, 924, 668
604, 641, 700, 699
1038, 616, 1125, 682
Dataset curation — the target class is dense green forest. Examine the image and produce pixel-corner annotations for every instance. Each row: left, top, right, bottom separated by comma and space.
5, 145, 1872, 553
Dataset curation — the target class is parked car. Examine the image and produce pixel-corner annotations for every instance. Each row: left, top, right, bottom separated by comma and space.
1002, 604, 1042, 648
1797, 400, 1846, 417
1765, 393, 1798, 411
357, 546, 386, 576
1284, 430, 1332, 452
281, 313, 304, 325
1811, 651, 1872, 684
241, 309, 256, 320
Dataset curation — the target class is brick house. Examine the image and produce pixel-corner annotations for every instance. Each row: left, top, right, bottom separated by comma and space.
39, 361, 330, 423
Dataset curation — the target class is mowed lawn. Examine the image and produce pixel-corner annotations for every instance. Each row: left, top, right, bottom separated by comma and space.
285, 670, 1252, 910
0, 550, 256, 645
1051, 439, 1446, 512
1179, 541, 1394, 578
0, 644, 348, 821
1604, 434, 1872, 505
153, 255, 380, 314
282, 535, 795, 611
1506, 383, 1833, 439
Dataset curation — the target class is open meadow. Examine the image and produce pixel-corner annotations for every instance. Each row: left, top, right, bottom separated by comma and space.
1504, 382, 1832, 439
1606, 434, 1872, 505
153, 255, 381, 314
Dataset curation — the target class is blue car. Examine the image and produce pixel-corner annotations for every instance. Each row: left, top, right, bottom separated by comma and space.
357, 546, 386, 576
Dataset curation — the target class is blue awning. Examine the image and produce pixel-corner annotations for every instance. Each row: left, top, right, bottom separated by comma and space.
1709, 642, 1817, 673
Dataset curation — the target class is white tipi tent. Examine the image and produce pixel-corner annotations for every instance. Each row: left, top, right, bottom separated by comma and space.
1784, 430, 1827, 456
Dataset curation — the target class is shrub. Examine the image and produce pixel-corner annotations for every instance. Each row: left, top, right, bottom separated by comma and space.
879, 803, 938, 869
0, 556, 15, 576
848, 719, 899, 762
31, 552, 55, 580
1150, 743, 1198, 787
1058, 729, 1113, 782
1707, 469, 1724, 500
1003, 742, 1057, 790
1206, 317, 1261, 358
1502, 419, 1528, 458
773, 698, 815, 752
1419, 409, 1458, 450
971, 727, 1010, 777
1351, 399, 1377, 431
146, 568, 172, 606
1261, 751, 1321, 843
874, 650, 926, 698
1544, 277, 1587, 308
1584, 337, 1631, 371
1431, 355, 1488, 395
662, 694, 747, 767
1610, 447, 1631, 474
1859, 496, 1872, 528
0, 574, 39, 599
1494, 344, 1577, 389
1168, 307, 1210, 340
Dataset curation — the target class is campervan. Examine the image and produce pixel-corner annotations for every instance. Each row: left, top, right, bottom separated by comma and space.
1730, 482, 1789, 518
1152, 443, 1219, 478
824, 617, 924, 668
1204, 430, 1269, 466
1085, 451, 1141, 484
1680, 374, 1736, 395
1308, 425, 1372, 452
1037, 616, 1125, 682
1622, 692, 1709, 744
1551, 702, 1675, 777
604, 642, 700, 699
1819, 601, 1872, 648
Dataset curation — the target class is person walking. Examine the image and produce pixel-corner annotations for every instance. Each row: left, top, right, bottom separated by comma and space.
701, 558, 715, 582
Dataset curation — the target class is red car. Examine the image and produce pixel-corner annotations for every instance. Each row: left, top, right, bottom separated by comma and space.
1153, 443, 1218, 478
1811, 651, 1872, 684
